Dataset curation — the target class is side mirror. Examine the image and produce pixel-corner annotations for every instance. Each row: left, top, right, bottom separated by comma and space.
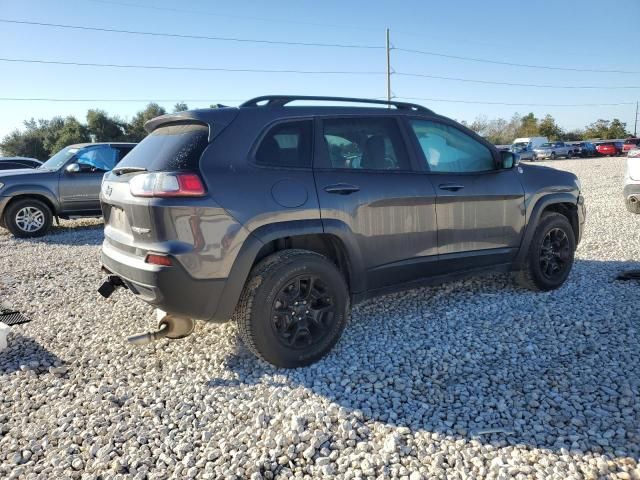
500, 151, 519, 169
65, 163, 80, 173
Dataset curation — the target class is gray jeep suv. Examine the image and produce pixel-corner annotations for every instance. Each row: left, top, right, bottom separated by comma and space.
0, 142, 136, 237
98, 96, 585, 368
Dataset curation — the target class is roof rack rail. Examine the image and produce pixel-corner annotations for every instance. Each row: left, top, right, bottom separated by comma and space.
240, 95, 433, 113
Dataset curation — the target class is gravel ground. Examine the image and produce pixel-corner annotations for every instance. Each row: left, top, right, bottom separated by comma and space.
0, 156, 639, 480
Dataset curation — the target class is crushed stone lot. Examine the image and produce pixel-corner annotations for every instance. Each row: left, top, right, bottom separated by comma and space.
1, 156, 639, 479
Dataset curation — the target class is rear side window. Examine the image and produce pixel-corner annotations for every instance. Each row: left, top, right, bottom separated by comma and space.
321, 117, 409, 170
117, 123, 209, 171
255, 121, 312, 168
0, 162, 20, 170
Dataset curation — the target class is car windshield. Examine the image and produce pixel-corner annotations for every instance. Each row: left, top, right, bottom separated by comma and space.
38, 146, 81, 170
539, 143, 552, 148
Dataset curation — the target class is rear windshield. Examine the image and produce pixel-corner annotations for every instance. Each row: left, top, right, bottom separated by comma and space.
624, 138, 640, 145
116, 123, 209, 171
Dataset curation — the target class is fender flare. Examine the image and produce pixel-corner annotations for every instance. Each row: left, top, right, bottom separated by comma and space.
210, 218, 365, 321
514, 192, 578, 268
0, 186, 60, 215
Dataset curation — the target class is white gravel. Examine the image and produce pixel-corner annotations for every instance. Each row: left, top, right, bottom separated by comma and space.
1, 156, 639, 479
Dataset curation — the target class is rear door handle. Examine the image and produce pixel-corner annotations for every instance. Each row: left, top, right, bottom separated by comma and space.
324, 184, 360, 195
438, 183, 465, 192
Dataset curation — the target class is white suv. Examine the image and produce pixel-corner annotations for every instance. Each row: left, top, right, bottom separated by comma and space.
624, 148, 640, 213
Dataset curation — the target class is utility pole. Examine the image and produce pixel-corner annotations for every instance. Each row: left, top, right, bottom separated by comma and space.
635, 101, 638, 137
386, 28, 391, 108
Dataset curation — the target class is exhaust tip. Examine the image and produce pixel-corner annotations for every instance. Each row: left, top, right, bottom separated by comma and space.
127, 312, 195, 345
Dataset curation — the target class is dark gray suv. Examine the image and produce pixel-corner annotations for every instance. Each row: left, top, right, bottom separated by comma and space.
99, 96, 585, 368
0, 142, 136, 237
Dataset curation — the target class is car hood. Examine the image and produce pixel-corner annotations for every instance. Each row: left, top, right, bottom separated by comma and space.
0, 168, 57, 182
519, 163, 581, 192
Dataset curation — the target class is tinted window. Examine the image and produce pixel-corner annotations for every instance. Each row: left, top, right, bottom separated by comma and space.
322, 117, 409, 170
117, 123, 209, 171
76, 146, 118, 172
255, 121, 312, 168
0, 162, 20, 170
410, 120, 495, 173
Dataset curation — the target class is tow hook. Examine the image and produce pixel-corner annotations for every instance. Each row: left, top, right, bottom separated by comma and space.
98, 275, 126, 299
127, 310, 195, 345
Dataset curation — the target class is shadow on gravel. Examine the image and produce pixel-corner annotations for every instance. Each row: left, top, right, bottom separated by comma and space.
0, 333, 64, 375
213, 259, 640, 460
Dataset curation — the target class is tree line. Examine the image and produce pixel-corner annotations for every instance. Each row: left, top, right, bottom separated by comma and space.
461, 113, 631, 145
0, 102, 190, 160
0, 103, 633, 159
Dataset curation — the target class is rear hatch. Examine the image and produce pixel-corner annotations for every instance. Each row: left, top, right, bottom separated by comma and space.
101, 121, 216, 260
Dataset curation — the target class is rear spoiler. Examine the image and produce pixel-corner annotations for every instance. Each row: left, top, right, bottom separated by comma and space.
144, 108, 240, 142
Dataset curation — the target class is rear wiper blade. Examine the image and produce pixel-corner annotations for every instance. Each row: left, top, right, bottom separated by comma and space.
112, 166, 147, 176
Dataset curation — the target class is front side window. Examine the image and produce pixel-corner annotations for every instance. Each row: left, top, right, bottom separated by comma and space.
321, 117, 409, 171
255, 120, 312, 168
410, 120, 495, 173
75, 146, 118, 172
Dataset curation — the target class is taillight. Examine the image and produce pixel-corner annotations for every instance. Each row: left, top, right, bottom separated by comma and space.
145, 254, 173, 266
129, 172, 206, 197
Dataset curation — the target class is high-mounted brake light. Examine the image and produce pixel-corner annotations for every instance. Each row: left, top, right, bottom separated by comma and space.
129, 172, 206, 198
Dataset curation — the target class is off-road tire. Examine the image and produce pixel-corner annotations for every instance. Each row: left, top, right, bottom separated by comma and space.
515, 212, 576, 291
234, 249, 349, 368
625, 197, 640, 214
4, 198, 53, 238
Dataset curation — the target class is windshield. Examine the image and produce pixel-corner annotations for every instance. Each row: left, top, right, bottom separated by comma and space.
38, 146, 80, 170
538, 143, 552, 148
512, 142, 529, 150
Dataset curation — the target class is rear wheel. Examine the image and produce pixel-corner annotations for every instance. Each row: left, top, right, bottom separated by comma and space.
515, 212, 576, 291
234, 249, 349, 368
4, 198, 53, 238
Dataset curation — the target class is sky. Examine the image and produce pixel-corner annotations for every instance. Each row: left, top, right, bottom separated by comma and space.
0, 0, 639, 142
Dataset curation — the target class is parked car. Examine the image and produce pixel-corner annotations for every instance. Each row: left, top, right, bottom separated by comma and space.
595, 141, 623, 156
624, 147, 640, 213
511, 136, 548, 162
0, 157, 42, 170
0, 142, 136, 237
567, 142, 597, 158
622, 137, 640, 154
532, 141, 574, 160
97, 95, 585, 368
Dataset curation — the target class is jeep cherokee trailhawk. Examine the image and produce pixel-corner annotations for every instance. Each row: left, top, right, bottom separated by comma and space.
98, 96, 585, 368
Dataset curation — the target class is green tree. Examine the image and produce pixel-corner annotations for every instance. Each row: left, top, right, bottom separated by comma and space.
608, 119, 629, 139
563, 129, 585, 141
0, 120, 49, 159
538, 114, 563, 140
126, 103, 167, 142
46, 116, 90, 153
516, 112, 539, 137
173, 102, 188, 112
86, 109, 126, 141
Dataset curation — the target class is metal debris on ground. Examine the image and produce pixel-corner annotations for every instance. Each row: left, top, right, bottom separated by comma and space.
0, 304, 32, 326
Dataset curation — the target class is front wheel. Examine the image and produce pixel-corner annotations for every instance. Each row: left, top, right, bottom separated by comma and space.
550, 152, 557, 160
515, 212, 576, 291
234, 249, 349, 368
4, 198, 53, 238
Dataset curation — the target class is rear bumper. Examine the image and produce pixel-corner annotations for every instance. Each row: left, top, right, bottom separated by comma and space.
100, 240, 227, 321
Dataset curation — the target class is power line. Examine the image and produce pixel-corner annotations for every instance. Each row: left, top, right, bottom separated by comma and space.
395, 72, 640, 89
0, 96, 634, 108
394, 47, 640, 75
1, 57, 636, 90
396, 96, 636, 107
0, 57, 383, 75
0, 18, 383, 50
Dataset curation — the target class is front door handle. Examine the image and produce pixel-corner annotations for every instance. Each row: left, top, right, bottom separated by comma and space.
324, 184, 360, 195
439, 183, 465, 192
